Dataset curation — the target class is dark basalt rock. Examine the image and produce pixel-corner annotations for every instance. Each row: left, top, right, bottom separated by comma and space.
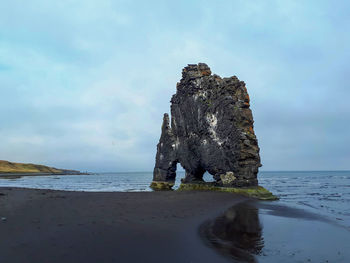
151, 63, 261, 189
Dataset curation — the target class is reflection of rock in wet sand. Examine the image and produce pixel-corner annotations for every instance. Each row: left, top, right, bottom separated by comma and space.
200, 202, 263, 262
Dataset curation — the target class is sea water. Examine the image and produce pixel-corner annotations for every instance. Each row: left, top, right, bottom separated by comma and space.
0, 171, 349, 228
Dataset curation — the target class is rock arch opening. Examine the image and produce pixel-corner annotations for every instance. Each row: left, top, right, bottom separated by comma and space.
172, 165, 216, 189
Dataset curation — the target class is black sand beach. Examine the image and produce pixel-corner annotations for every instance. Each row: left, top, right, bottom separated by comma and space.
0, 188, 245, 263
1, 188, 349, 263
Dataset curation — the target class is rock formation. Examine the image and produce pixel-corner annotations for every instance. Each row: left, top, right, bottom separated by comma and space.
151, 63, 261, 190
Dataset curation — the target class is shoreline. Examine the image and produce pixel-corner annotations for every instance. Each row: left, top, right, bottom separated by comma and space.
1, 187, 349, 262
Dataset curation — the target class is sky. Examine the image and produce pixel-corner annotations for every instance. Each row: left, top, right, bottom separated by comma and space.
0, 0, 349, 172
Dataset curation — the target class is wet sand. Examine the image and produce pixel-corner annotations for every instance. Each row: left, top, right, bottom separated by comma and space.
200, 201, 350, 262
1, 187, 350, 263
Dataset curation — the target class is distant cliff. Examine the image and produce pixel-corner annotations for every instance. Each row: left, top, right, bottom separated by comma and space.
0, 160, 81, 175
152, 63, 261, 189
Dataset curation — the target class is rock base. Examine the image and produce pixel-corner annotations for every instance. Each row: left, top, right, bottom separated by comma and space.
150, 181, 175, 191
177, 183, 278, 201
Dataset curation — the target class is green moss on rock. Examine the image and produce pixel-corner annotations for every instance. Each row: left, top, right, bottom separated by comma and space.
150, 181, 175, 191
177, 183, 278, 201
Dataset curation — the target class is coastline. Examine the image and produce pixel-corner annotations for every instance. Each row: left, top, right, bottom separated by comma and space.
0, 172, 89, 177
1, 187, 349, 262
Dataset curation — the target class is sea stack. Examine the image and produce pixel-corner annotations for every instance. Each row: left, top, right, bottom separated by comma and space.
151, 63, 262, 192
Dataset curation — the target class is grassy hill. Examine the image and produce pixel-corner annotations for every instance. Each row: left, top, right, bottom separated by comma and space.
0, 160, 79, 175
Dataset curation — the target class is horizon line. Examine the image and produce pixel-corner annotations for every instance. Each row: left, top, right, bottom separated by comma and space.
88, 170, 350, 174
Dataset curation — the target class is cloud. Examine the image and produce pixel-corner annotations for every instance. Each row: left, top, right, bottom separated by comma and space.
0, 0, 349, 171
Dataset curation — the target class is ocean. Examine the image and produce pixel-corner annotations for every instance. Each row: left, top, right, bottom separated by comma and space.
0, 171, 349, 229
